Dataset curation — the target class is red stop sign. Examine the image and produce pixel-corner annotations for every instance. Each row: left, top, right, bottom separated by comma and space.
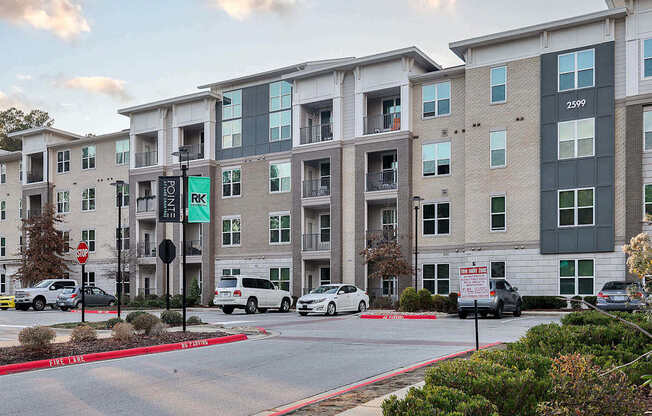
76, 242, 89, 265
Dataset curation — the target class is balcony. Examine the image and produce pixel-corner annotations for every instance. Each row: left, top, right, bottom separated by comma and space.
302, 234, 330, 252
137, 242, 157, 258
366, 227, 398, 248
26, 172, 43, 184
364, 113, 401, 135
25, 209, 42, 219
366, 170, 397, 192
136, 196, 156, 213
302, 178, 330, 198
300, 123, 333, 145
184, 240, 202, 256
184, 143, 204, 161
135, 151, 158, 168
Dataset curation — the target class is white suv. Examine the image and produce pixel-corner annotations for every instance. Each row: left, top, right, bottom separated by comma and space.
213, 275, 292, 314
14, 279, 77, 311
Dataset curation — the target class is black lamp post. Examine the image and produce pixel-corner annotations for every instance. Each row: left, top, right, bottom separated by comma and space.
413, 196, 423, 292
110, 179, 126, 319
172, 145, 191, 332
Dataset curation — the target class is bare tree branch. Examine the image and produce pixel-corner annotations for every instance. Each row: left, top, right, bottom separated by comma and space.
599, 350, 652, 377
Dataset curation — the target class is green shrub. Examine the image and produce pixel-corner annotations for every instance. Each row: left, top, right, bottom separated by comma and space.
446, 293, 458, 313
70, 325, 97, 343
583, 295, 597, 306
189, 278, 201, 305
186, 316, 202, 325
149, 322, 167, 337
18, 326, 56, 349
125, 311, 148, 323
160, 310, 184, 326
570, 295, 582, 311
399, 287, 419, 312
132, 313, 162, 335
472, 349, 552, 380
417, 289, 432, 311
431, 295, 447, 312
112, 322, 134, 342
370, 296, 395, 310
105, 317, 123, 329
521, 296, 567, 310
382, 385, 498, 416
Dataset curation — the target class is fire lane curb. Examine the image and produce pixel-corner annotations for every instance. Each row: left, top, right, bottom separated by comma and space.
359, 314, 438, 320
68, 309, 117, 314
0, 333, 248, 376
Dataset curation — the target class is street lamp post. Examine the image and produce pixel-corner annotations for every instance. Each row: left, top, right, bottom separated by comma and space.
413, 196, 423, 292
110, 180, 126, 319
172, 146, 191, 332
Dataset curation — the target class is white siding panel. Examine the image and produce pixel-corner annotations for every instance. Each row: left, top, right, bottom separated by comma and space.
615, 20, 626, 99
342, 72, 355, 139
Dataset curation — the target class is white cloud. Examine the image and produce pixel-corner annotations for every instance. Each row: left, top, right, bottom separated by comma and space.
210, 0, 300, 20
0, 0, 90, 40
0, 90, 30, 110
410, 0, 457, 12
16, 74, 33, 81
60, 76, 130, 101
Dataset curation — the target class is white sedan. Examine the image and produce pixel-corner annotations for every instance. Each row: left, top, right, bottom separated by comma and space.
296, 284, 369, 316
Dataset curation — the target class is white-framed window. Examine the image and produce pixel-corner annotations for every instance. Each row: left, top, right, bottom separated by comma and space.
116, 226, 129, 251
270, 267, 290, 291
18, 199, 22, 219
490, 130, 506, 168
81, 228, 95, 252
1, 272, 5, 293
320, 267, 330, 285
270, 81, 292, 112
422, 263, 449, 295
644, 109, 652, 151
490, 66, 507, 103
491, 261, 506, 279
82, 187, 96, 211
270, 110, 291, 142
18, 161, 22, 182
645, 184, 652, 220
222, 119, 242, 149
0, 201, 4, 220
57, 150, 70, 173
222, 167, 241, 198
423, 202, 450, 236
56, 191, 70, 214
558, 49, 595, 91
222, 216, 241, 247
559, 259, 594, 295
558, 188, 594, 227
83, 271, 96, 287
0, 164, 5, 184
422, 142, 451, 176
320, 214, 330, 243
269, 213, 290, 244
382, 276, 397, 296
558, 118, 594, 159
644, 39, 652, 79
0, 237, 5, 257
222, 90, 242, 120
115, 139, 129, 165
82, 146, 96, 170
491, 195, 506, 231
270, 161, 291, 193
61, 231, 70, 252
223, 268, 241, 276
116, 183, 129, 207
422, 81, 451, 117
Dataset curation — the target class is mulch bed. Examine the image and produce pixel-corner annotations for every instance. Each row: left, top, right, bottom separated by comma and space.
0, 331, 228, 366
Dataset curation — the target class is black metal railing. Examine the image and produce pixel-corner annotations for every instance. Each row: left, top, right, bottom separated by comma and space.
300, 123, 333, 144
135, 151, 158, 168
364, 112, 401, 135
366, 170, 397, 191
302, 177, 330, 198
137, 242, 156, 257
366, 227, 397, 248
136, 196, 156, 213
26, 172, 43, 183
184, 143, 205, 161
185, 240, 202, 255
302, 234, 330, 251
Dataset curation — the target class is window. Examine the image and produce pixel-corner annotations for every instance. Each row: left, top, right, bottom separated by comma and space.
558, 49, 594, 91
422, 142, 451, 176
222, 168, 241, 197
490, 130, 506, 167
270, 267, 290, 291
270, 162, 291, 193
222, 119, 242, 149
57, 150, 70, 173
0, 201, 4, 220
222, 90, 242, 120
270, 110, 291, 142
0, 237, 4, 257
382, 276, 397, 296
422, 81, 451, 117
645, 39, 652, 78
116, 226, 129, 250
117, 183, 129, 207
645, 110, 652, 151
423, 264, 449, 294
56, 191, 70, 214
83, 271, 95, 287
491, 261, 506, 279
82, 146, 96, 170
558, 188, 594, 227
223, 268, 241, 276
491, 195, 506, 231
18, 199, 22, 219
1, 272, 5, 293
320, 267, 330, 285
18, 162, 22, 182
490, 66, 507, 103
270, 81, 292, 112
270, 213, 290, 244
115, 139, 129, 165
62, 231, 70, 252
423, 202, 450, 235
222, 217, 241, 246
82, 187, 95, 211
82, 229, 95, 252
119, 272, 130, 295
0, 164, 5, 184
645, 184, 652, 220
560, 259, 594, 295
558, 118, 594, 159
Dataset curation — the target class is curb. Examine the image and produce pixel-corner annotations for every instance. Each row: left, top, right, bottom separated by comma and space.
69, 309, 117, 314
0, 333, 248, 376
360, 314, 437, 320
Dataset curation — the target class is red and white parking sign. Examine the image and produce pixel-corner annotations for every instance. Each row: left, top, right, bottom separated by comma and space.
76, 242, 89, 265
459, 266, 490, 300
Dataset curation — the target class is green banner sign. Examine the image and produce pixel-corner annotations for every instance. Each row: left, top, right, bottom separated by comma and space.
188, 176, 210, 223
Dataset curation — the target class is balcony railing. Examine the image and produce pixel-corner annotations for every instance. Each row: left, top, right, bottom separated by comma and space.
366, 227, 398, 248
26, 172, 43, 184
185, 240, 202, 256
300, 123, 333, 145
25, 209, 42, 219
137, 242, 157, 258
364, 113, 401, 135
366, 170, 397, 192
136, 196, 156, 213
183, 143, 205, 161
302, 177, 330, 198
135, 151, 158, 168
302, 233, 330, 252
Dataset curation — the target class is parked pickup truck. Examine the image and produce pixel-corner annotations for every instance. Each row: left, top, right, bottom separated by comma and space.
14, 279, 77, 311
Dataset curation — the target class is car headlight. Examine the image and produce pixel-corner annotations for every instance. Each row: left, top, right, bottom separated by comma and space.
315, 298, 328, 303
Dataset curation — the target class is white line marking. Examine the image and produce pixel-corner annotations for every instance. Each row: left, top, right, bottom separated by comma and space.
0, 324, 27, 328
209, 320, 254, 325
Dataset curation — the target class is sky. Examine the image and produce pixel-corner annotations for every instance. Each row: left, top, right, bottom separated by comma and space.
0, 0, 608, 135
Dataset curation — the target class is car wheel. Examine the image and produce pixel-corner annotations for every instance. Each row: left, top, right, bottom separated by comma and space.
32, 298, 46, 311
280, 298, 291, 313
59, 306, 68, 312
513, 302, 522, 317
358, 301, 367, 313
458, 311, 467, 319
326, 302, 336, 316
0, 307, 7, 311
245, 298, 258, 314
222, 306, 234, 314
76, 301, 83, 310
299, 312, 308, 316
493, 302, 504, 319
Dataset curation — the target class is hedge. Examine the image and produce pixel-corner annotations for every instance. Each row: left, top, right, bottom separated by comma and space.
521, 296, 567, 310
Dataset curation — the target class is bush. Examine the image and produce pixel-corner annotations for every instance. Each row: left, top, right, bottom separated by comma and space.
570, 295, 582, 311
399, 287, 419, 312
132, 313, 162, 335
431, 295, 447, 312
112, 322, 135, 342
70, 325, 97, 343
186, 316, 202, 325
105, 317, 123, 329
472, 349, 552, 380
189, 278, 201, 305
417, 289, 432, 311
382, 385, 498, 416
125, 311, 148, 323
521, 296, 567, 310
160, 310, 184, 326
18, 326, 56, 349
446, 293, 458, 313
149, 322, 167, 337
370, 296, 395, 310
583, 295, 597, 306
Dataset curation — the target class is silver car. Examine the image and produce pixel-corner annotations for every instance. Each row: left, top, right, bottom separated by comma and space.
57, 287, 117, 311
596, 281, 646, 312
457, 279, 522, 319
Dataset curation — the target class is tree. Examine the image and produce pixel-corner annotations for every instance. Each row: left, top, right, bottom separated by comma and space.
622, 232, 652, 282
359, 235, 413, 281
103, 240, 133, 301
16, 204, 70, 287
0, 107, 54, 151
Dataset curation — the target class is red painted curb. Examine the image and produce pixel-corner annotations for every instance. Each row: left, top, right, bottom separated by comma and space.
267, 341, 503, 416
0, 334, 248, 376
360, 314, 438, 320
256, 327, 268, 334
69, 309, 117, 314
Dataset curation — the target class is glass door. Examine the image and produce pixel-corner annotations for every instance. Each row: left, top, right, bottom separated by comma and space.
382, 98, 401, 130
320, 110, 332, 139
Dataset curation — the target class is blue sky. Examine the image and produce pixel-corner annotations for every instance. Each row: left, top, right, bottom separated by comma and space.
0, 0, 607, 135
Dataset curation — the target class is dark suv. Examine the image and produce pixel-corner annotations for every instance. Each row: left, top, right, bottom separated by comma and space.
457, 279, 522, 319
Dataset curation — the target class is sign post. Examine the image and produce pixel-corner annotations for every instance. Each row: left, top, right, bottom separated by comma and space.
459, 266, 490, 351
158, 239, 177, 310
76, 242, 90, 323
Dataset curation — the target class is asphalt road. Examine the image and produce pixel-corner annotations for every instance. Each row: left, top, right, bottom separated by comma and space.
0, 309, 560, 416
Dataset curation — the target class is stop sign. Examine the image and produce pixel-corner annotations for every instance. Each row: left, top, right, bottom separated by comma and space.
76, 242, 89, 265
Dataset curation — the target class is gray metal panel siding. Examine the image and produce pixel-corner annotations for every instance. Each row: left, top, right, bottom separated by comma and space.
625, 105, 643, 242
342, 72, 355, 138
540, 41, 615, 254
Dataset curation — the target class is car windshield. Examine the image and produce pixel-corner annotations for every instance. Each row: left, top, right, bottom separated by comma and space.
218, 278, 238, 288
33, 280, 54, 288
62, 288, 75, 294
311, 285, 339, 294
602, 281, 629, 291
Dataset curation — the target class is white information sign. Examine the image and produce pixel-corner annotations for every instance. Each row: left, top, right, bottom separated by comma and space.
459, 266, 490, 300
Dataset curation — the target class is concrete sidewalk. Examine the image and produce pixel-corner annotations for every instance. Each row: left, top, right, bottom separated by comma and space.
336, 381, 425, 416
